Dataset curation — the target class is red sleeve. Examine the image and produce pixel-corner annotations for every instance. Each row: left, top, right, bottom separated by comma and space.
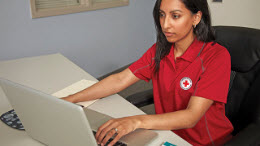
193, 45, 231, 103
128, 44, 156, 82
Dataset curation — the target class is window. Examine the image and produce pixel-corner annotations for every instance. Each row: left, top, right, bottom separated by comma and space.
30, 0, 129, 18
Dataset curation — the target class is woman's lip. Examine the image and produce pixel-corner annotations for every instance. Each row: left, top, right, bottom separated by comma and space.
164, 32, 175, 37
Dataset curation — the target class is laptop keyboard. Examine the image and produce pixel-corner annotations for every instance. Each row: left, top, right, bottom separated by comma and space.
93, 131, 127, 146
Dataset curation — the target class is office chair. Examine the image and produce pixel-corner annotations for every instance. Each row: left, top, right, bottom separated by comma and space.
126, 26, 260, 145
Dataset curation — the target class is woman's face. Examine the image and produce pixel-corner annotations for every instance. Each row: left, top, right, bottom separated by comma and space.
159, 0, 196, 43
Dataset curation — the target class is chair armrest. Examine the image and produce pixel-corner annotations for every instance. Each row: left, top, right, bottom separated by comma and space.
126, 89, 154, 108
224, 122, 260, 146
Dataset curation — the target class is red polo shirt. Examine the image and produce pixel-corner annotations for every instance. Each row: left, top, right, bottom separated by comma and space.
129, 39, 234, 146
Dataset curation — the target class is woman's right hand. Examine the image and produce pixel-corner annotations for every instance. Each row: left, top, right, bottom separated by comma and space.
61, 95, 76, 103
62, 68, 139, 105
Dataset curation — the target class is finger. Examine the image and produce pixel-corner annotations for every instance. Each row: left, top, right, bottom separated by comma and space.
96, 127, 110, 144
107, 133, 123, 146
101, 128, 117, 145
95, 119, 113, 140
96, 123, 116, 144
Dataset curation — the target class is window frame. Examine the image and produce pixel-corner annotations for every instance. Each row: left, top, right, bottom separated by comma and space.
30, 0, 129, 18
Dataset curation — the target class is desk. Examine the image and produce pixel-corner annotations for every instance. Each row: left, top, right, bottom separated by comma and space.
0, 54, 191, 146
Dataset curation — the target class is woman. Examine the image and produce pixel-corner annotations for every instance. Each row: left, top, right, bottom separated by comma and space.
63, 0, 234, 145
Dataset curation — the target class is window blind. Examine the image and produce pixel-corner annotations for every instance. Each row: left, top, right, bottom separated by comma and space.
31, 0, 129, 18
36, 0, 80, 9
94, 0, 119, 2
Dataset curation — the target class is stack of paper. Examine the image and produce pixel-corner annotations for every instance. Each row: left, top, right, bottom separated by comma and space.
52, 79, 98, 107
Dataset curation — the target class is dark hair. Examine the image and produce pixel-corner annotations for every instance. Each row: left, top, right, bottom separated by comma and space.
153, 0, 215, 73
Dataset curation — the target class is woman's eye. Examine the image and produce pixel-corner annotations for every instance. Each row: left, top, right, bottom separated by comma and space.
172, 15, 180, 19
159, 13, 165, 17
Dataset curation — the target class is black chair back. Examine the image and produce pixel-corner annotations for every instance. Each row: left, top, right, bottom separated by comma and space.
214, 26, 260, 135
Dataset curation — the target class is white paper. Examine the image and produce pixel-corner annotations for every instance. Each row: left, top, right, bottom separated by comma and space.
52, 79, 98, 107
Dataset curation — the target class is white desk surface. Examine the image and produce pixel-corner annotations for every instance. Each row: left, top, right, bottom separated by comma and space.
0, 54, 191, 146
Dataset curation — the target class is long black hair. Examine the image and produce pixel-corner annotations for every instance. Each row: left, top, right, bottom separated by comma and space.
153, 0, 215, 73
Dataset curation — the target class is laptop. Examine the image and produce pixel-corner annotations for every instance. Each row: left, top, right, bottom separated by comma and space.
0, 78, 158, 146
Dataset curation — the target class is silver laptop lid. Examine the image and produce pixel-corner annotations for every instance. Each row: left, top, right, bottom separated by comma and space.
0, 78, 97, 146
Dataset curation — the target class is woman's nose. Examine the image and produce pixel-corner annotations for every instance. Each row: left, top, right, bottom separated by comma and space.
162, 16, 171, 30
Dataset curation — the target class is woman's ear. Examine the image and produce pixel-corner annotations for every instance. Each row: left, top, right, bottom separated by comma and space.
193, 11, 202, 28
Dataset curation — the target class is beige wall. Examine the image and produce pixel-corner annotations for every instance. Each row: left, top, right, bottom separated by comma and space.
208, 0, 260, 29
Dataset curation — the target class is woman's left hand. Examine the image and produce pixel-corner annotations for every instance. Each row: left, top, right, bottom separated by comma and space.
95, 116, 142, 146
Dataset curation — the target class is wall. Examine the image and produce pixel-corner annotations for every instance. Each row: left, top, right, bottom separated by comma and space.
1, 0, 259, 79
0, 0, 156, 78
208, 0, 260, 29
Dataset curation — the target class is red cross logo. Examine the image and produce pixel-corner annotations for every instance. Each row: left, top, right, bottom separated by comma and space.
183, 80, 190, 87
180, 77, 192, 90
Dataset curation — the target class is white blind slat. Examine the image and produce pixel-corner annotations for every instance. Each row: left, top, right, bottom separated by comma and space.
94, 0, 119, 3
36, 0, 80, 9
